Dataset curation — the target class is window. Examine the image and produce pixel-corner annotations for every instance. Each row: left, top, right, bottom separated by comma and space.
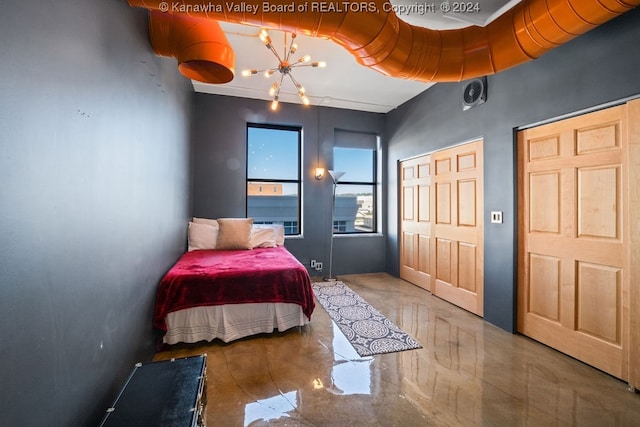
332, 131, 378, 234
246, 124, 301, 235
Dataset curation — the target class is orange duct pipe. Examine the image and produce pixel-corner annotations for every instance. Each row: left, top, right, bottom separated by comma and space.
129, 0, 639, 83
148, 10, 235, 83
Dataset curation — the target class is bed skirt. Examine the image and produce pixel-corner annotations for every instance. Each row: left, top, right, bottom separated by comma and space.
163, 302, 309, 344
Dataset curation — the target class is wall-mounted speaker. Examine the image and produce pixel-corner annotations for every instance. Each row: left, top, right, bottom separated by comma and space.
462, 77, 487, 111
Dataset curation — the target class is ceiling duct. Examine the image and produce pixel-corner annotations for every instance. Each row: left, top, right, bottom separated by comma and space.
128, 0, 639, 84
148, 10, 235, 83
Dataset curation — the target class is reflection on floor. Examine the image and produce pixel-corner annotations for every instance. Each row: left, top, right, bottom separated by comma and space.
154, 273, 640, 426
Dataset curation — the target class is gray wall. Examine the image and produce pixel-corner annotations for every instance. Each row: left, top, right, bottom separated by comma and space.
0, 2, 193, 425
191, 94, 386, 275
385, 8, 640, 332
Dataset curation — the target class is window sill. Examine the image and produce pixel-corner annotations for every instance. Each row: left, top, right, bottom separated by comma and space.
285, 233, 384, 241
332, 233, 384, 238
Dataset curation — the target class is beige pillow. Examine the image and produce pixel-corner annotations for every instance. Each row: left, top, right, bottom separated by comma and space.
216, 218, 254, 250
250, 226, 277, 248
187, 222, 218, 251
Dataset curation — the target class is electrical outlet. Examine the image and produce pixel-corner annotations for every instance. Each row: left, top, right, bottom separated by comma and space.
310, 259, 317, 268
491, 211, 503, 224
315, 262, 323, 271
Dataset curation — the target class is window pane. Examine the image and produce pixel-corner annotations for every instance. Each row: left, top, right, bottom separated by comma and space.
333, 147, 373, 182
248, 127, 299, 180
334, 184, 374, 233
247, 183, 299, 235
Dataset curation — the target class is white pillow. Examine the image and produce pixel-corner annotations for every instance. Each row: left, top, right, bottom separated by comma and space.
192, 217, 219, 229
253, 224, 285, 246
187, 222, 218, 251
272, 224, 285, 246
216, 218, 254, 250
250, 226, 277, 248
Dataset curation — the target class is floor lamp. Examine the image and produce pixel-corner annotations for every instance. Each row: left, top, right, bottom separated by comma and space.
324, 170, 345, 281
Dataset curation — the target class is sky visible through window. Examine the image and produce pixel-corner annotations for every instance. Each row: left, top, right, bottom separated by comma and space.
247, 127, 298, 181
333, 147, 374, 195
247, 127, 374, 195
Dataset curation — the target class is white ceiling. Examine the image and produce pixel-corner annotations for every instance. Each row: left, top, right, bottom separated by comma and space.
193, 1, 521, 113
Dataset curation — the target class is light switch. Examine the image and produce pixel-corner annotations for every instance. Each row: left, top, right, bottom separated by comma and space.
491, 211, 503, 224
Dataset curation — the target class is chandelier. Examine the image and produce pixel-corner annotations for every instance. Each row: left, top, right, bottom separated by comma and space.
241, 29, 326, 111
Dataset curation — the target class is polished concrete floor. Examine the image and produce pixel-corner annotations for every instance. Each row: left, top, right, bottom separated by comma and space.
154, 273, 640, 426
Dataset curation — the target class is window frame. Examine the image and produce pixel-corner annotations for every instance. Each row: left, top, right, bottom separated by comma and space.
246, 123, 302, 236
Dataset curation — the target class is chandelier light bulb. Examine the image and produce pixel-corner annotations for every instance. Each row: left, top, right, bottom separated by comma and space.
269, 83, 278, 96
313, 61, 327, 68
301, 54, 311, 63
260, 29, 272, 48
241, 69, 257, 77
259, 29, 269, 43
271, 97, 279, 111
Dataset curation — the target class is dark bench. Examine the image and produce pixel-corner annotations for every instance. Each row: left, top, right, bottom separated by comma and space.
100, 355, 207, 426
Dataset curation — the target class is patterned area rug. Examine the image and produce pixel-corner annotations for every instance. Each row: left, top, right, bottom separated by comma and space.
312, 281, 423, 357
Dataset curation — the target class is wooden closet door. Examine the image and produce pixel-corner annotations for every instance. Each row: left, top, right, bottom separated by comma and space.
399, 155, 432, 291
517, 103, 633, 382
629, 99, 640, 390
431, 141, 484, 316
399, 141, 484, 316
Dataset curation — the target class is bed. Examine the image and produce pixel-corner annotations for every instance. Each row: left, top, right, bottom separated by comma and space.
155, 217, 315, 345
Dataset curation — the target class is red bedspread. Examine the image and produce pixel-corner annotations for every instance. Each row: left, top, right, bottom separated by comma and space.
154, 246, 315, 331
